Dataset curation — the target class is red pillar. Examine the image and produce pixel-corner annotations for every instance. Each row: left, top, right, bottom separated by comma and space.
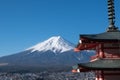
99, 44, 105, 58
95, 71, 104, 80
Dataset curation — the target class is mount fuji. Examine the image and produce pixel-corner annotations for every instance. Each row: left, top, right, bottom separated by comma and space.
0, 36, 94, 72
26, 36, 74, 53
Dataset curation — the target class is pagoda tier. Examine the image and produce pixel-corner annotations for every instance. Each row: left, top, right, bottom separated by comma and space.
75, 31, 120, 59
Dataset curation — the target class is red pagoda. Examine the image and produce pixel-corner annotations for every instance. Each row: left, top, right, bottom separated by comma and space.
74, 0, 120, 80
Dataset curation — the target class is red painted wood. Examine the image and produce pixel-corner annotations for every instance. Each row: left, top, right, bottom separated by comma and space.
75, 37, 120, 80
104, 73, 120, 75
103, 47, 120, 49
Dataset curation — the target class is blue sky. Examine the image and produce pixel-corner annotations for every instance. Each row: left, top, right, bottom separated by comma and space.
0, 0, 120, 57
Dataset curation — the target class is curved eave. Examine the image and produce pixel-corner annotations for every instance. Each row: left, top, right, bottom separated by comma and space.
80, 31, 120, 41
78, 58, 120, 70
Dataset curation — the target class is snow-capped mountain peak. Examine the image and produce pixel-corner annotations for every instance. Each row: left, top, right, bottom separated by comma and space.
27, 36, 74, 53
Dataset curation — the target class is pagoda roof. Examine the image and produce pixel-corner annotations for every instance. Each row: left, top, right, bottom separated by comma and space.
80, 31, 120, 41
78, 58, 120, 70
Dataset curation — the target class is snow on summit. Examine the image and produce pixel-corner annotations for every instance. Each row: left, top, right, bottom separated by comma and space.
27, 36, 74, 53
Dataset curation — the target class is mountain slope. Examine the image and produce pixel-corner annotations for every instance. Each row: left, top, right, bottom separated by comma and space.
0, 36, 95, 71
